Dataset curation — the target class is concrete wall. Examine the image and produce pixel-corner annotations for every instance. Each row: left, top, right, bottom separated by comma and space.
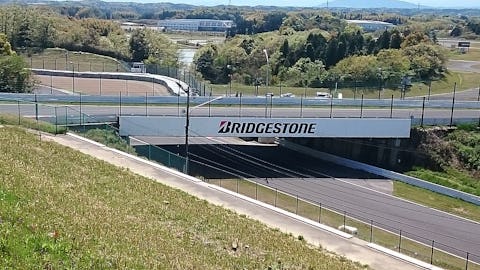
281, 140, 480, 206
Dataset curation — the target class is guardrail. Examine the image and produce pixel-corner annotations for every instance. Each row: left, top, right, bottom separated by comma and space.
2, 92, 480, 109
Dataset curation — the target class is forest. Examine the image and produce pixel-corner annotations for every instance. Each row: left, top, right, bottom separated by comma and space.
1, 1, 479, 91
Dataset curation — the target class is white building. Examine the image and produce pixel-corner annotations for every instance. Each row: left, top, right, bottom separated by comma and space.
347, 20, 395, 32
157, 19, 235, 32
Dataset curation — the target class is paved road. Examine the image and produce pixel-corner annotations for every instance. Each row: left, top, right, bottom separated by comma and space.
448, 60, 480, 73
152, 142, 480, 262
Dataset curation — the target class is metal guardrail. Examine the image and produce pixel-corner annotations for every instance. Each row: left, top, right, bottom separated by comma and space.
1, 93, 480, 109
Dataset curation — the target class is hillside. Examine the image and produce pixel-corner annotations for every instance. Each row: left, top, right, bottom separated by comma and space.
408, 125, 480, 195
319, 0, 423, 8
0, 126, 366, 269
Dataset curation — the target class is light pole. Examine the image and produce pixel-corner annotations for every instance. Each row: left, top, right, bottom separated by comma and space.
227, 64, 232, 97
184, 87, 191, 174
263, 49, 269, 93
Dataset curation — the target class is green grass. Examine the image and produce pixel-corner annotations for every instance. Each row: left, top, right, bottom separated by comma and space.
394, 181, 480, 223
0, 126, 367, 269
209, 71, 479, 99
0, 114, 66, 134
207, 178, 479, 270
406, 167, 480, 196
449, 49, 480, 61
0, 188, 102, 268
24, 48, 128, 72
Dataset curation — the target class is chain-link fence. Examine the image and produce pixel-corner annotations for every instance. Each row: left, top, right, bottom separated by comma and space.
205, 178, 480, 270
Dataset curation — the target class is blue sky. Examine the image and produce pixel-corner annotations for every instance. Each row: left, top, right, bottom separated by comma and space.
132, 0, 480, 8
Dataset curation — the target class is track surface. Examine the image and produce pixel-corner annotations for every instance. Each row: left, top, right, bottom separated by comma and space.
157, 143, 480, 262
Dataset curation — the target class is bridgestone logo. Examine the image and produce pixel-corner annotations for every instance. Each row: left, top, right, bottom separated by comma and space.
218, 121, 316, 135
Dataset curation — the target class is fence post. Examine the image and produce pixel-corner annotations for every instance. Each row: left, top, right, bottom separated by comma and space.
343, 211, 346, 232
390, 95, 394, 118
370, 220, 373, 242
450, 82, 456, 126
239, 93, 242, 117
465, 252, 469, 270
318, 203, 322, 223
119, 92, 122, 116
148, 144, 151, 159
398, 230, 402, 252
65, 106, 68, 127
274, 188, 278, 207
17, 100, 20, 125
55, 107, 58, 134
255, 182, 258, 200
477, 85, 480, 127
236, 178, 239, 193
145, 92, 148, 116
329, 96, 333, 118
428, 81, 432, 101
360, 94, 364, 118
300, 95, 304, 118
430, 240, 435, 265
421, 97, 425, 127
295, 195, 299, 214
79, 93, 82, 126
34, 94, 38, 121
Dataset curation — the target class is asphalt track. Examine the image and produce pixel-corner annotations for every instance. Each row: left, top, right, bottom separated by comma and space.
155, 142, 480, 263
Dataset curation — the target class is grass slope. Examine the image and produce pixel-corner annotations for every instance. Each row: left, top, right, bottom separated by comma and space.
0, 126, 366, 269
25, 48, 128, 72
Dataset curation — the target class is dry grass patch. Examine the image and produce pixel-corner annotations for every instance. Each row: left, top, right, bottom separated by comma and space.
0, 126, 367, 269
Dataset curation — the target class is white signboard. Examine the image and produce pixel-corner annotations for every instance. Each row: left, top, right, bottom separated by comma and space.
120, 116, 411, 138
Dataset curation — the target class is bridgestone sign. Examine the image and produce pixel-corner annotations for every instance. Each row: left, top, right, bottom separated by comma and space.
218, 121, 316, 135
119, 117, 411, 138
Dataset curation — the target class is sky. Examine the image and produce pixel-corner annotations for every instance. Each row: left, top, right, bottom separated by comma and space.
132, 0, 480, 8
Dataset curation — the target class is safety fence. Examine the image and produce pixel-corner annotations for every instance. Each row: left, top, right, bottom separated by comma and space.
2, 97, 479, 270
205, 177, 480, 270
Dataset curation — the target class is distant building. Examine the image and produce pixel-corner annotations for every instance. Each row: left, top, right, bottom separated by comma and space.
346, 20, 395, 32
157, 19, 235, 32
120, 22, 146, 31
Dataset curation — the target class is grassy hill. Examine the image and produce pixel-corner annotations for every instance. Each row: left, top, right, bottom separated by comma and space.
0, 126, 366, 269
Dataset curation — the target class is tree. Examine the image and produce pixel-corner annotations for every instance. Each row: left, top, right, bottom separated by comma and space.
376, 49, 410, 83
0, 34, 32, 93
401, 32, 431, 48
330, 55, 379, 84
450, 26, 462, 37
376, 30, 391, 52
129, 29, 149, 62
402, 44, 446, 79
389, 31, 402, 49
0, 33, 14, 56
325, 37, 338, 68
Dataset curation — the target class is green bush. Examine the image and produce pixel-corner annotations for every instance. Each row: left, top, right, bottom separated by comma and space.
83, 128, 136, 154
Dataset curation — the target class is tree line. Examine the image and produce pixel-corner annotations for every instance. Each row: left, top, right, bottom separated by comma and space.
194, 24, 446, 90
0, 5, 179, 92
